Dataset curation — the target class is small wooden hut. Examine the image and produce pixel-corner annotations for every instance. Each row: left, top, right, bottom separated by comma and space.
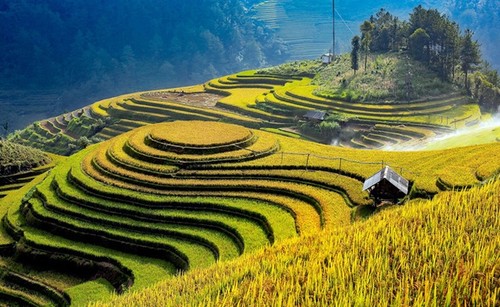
303, 110, 330, 124
362, 166, 409, 204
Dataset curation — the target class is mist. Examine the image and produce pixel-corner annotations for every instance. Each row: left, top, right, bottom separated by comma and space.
383, 114, 500, 151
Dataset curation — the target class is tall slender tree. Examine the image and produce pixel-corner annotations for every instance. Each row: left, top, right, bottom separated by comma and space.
460, 29, 481, 93
360, 21, 374, 71
351, 36, 360, 74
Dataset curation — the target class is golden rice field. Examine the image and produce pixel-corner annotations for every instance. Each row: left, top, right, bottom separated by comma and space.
91, 176, 500, 307
0, 120, 498, 306
2, 60, 499, 306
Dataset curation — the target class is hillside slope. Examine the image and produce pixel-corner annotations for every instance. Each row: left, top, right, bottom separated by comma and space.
0, 0, 287, 132
9, 56, 487, 155
0, 141, 50, 175
0, 141, 58, 199
1, 121, 499, 305
91, 177, 500, 306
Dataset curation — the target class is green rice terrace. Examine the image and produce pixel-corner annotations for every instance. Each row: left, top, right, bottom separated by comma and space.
0, 51, 499, 305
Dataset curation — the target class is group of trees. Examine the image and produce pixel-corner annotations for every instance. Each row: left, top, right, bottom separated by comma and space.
299, 113, 347, 141
350, 6, 495, 94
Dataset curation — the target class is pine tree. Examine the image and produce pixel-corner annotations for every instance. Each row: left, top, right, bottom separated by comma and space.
360, 21, 374, 71
351, 36, 361, 74
460, 29, 481, 93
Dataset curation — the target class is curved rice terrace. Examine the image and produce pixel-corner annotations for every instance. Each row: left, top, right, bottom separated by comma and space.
92, 176, 500, 307
1, 120, 499, 305
8, 58, 486, 156
93, 69, 483, 149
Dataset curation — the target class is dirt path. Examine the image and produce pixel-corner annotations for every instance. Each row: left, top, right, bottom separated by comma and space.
143, 91, 223, 108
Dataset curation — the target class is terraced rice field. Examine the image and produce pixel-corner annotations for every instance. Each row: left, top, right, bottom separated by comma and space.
93, 176, 500, 307
0, 160, 57, 199
201, 71, 478, 148
12, 68, 481, 154
0, 121, 353, 304
2, 120, 499, 305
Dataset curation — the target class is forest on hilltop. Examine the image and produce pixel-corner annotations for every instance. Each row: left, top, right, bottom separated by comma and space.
344, 6, 499, 109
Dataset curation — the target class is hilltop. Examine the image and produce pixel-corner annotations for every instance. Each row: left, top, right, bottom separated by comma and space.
313, 53, 457, 102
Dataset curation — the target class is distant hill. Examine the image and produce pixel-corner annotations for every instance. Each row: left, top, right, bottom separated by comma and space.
0, 0, 287, 131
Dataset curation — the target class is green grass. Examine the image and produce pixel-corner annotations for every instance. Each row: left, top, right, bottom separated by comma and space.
65, 278, 114, 306
6, 198, 177, 305
313, 53, 458, 102
256, 59, 323, 77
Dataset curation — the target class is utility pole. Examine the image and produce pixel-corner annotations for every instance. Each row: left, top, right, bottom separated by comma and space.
332, 0, 335, 58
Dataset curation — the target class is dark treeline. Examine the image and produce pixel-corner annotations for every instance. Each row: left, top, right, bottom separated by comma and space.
0, 0, 286, 105
351, 6, 499, 111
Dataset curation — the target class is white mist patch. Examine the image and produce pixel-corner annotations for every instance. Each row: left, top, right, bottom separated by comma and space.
384, 116, 500, 151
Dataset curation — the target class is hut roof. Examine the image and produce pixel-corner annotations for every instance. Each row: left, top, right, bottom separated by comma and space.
362, 166, 409, 195
303, 110, 328, 121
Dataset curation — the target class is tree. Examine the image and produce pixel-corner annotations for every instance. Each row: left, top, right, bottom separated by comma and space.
360, 21, 374, 71
408, 5, 461, 80
409, 28, 430, 61
368, 8, 404, 52
460, 29, 481, 93
351, 36, 361, 74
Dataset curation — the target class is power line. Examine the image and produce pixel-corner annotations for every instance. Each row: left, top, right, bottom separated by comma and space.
335, 8, 355, 36
332, 0, 335, 56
